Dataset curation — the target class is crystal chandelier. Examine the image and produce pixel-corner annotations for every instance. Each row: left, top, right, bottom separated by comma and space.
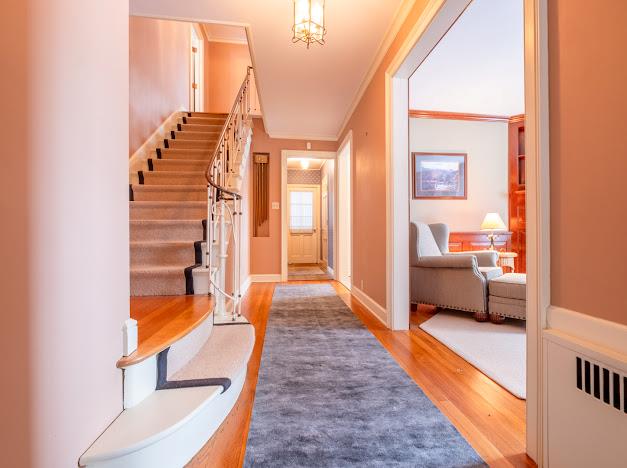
292, 0, 326, 48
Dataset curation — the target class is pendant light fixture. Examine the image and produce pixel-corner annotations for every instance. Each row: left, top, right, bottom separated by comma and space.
292, 0, 326, 48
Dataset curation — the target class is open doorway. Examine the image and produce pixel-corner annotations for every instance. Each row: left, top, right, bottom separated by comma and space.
284, 156, 334, 281
385, 0, 547, 461
408, 0, 526, 399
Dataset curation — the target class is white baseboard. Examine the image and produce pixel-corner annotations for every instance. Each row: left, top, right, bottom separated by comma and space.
547, 305, 627, 357
351, 286, 388, 327
326, 266, 334, 277
250, 274, 281, 283
129, 107, 187, 184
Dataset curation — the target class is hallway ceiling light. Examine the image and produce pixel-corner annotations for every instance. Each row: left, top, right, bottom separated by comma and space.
292, 0, 326, 48
300, 159, 310, 169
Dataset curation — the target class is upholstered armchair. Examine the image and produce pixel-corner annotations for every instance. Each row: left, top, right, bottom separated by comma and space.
410, 222, 503, 314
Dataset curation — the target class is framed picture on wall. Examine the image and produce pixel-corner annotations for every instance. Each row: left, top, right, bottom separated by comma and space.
411, 152, 467, 199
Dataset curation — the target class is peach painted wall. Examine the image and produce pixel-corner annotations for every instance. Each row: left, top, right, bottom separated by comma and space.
338, 0, 431, 308
129, 17, 191, 155
1, 2, 31, 465
548, 0, 627, 325
204, 41, 254, 114
2, 1, 129, 467
250, 118, 337, 275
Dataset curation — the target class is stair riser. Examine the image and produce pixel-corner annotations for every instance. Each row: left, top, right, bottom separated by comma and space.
131, 271, 186, 296
178, 124, 223, 133
133, 189, 206, 202
166, 139, 216, 150
152, 160, 209, 172
157, 149, 213, 161
131, 244, 196, 268
130, 205, 207, 220
184, 117, 226, 125
130, 223, 204, 242
172, 131, 220, 141
142, 172, 207, 186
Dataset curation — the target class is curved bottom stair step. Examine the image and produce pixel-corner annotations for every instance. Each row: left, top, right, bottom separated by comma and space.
168, 322, 255, 382
80, 321, 255, 468
80, 369, 246, 467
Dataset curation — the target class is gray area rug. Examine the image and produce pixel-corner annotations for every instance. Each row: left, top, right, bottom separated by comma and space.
244, 284, 485, 467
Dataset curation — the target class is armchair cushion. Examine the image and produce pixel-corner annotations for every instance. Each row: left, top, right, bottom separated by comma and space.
478, 266, 503, 281
414, 255, 477, 269
448, 250, 498, 267
415, 222, 442, 257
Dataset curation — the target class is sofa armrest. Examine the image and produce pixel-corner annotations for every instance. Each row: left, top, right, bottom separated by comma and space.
414, 255, 477, 269
447, 250, 498, 267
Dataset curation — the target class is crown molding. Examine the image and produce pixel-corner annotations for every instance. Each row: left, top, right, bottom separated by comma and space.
336, 0, 418, 140
206, 37, 248, 45
267, 131, 338, 142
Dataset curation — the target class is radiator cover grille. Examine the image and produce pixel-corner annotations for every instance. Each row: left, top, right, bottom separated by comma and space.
577, 356, 626, 413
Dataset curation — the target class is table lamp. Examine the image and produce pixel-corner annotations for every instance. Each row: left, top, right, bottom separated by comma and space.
480, 212, 507, 250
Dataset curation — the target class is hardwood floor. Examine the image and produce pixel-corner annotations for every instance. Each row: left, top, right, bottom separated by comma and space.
187, 280, 535, 468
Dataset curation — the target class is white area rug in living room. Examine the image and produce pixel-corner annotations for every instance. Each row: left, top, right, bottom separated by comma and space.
419, 310, 526, 399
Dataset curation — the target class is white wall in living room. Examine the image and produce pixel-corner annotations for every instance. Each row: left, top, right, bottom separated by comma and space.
409, 118, 508, 232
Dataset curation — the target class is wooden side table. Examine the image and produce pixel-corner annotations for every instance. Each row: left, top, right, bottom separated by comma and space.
497, 251, 518, 272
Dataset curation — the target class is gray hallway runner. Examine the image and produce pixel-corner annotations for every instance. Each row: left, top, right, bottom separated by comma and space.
244, 284, 485, 467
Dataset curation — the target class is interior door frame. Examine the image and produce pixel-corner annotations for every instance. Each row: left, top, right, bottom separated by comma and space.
385, 0, 549, 463
286, 184, 321, 264
281, 150, 337, 281
336, 131, 353, 290
190, 24, 205, 112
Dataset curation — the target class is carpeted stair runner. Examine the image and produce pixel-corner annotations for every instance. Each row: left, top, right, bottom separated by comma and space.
130, 112, 226, 296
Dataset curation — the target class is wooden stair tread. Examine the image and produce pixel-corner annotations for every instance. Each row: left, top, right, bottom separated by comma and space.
117, 295, 215, 368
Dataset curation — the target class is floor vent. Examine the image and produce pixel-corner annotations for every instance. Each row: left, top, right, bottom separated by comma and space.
576, 356, 626, 413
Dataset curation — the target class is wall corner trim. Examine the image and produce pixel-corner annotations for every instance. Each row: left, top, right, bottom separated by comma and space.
351, 286, 388, 327
547, 305, 627, 357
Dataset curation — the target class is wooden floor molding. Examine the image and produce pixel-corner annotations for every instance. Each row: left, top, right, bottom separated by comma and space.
186, 280, 535, 467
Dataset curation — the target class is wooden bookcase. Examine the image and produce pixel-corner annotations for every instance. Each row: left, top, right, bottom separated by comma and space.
508, 115, 526, 272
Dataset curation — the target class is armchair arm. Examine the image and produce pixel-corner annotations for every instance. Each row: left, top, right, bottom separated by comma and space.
414, 255, 477, 269
447, 250, 498, 267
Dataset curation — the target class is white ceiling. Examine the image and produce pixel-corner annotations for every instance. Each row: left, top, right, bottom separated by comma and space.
287, 158, 326, 170
130, 0, 404, 140
202, 24, 247, 44
409, 0, 524, 116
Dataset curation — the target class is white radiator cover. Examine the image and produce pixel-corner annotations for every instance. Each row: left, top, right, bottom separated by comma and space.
544, 328, 627, 467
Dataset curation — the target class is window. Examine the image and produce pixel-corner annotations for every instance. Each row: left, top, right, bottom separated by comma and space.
290, 191, 314, 230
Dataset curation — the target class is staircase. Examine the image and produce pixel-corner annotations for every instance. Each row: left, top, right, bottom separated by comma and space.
80, 68, 254, 467
129, 113, 225, 297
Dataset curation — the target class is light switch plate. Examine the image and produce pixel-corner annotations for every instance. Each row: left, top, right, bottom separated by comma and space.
272, 202, 280, 210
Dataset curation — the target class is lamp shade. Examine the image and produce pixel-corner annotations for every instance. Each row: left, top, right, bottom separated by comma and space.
480, 212, 506, 231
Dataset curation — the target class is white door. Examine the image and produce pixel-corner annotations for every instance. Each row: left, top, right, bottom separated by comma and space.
321, 173, 329, 266
337, 141, 352, 289
288, 186, 319, 264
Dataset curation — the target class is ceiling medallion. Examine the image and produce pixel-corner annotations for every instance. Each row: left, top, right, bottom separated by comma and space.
292, 0, 326, 48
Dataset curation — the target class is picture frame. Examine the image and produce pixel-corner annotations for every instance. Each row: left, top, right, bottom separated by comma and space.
411, 152, 467, 199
